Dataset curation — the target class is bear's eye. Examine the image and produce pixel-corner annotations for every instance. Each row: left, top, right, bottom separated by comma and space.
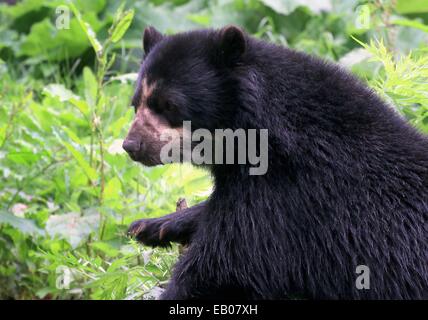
164, 101, 176, 113
147, 96, 177, 115
147, 96, 159, 112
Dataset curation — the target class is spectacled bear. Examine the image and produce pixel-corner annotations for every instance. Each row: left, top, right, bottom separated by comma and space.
123, 26, 428, 299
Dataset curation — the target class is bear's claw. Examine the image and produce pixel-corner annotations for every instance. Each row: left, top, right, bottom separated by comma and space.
128, 217, 172, 247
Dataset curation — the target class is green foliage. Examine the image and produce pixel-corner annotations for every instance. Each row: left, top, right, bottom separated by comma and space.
357, 39, 428, 132
0, 0, 427, 300
0, 2, 211, 299
37, 241, 177, 299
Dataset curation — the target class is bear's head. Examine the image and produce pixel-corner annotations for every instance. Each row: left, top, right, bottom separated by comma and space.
122, 26, 247, 166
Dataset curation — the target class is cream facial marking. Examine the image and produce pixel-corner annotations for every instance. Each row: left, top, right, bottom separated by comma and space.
141, 78, 156, 106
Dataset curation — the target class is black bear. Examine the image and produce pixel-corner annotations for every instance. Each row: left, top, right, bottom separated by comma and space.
123, 26, 428, 299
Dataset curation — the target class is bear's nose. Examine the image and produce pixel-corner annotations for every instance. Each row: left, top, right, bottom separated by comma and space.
122, 139, 141, 154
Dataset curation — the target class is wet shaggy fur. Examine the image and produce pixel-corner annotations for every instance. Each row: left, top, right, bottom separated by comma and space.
135, 27, 428, 299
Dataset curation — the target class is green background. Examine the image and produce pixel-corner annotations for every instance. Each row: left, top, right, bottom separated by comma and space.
0, 0, 427, 299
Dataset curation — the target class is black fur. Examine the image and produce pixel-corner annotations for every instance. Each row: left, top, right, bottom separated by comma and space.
131, 27, 428, 299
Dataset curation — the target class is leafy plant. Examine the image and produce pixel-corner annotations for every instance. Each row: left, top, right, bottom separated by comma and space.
0, 2, 211, 299
1, 0, 427, 300
355, 38, 428, 132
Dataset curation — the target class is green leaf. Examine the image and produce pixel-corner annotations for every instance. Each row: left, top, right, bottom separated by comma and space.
104, 177, 121, 200
19, 14, 104, 61
69, 99, 90, 117
62, 126, 82, 145
83, 67, 98, 107
396, 0, 428, 14
69, 2, 103, 59
260, 0, 332, 15
35, 287, 56, 299
7, 150, 40, 165
91, 241, 120, 257
393, 19, 428, 33
110, 9, 135, 43
107, 258, 127, 271
74, 0, 106, 13
186, 14, 211, 27
62, 141, 97, 182
0, 211, 45, 236
184, 176, 212, 196
43, 84, 89, 117
43, 84, 80, 102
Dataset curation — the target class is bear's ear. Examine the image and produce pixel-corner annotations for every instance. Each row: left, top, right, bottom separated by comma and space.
143, 26, 163, 55
219, 25, 246, 66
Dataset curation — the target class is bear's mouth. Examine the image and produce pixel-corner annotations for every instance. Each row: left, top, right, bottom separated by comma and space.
127, 150, 161, 167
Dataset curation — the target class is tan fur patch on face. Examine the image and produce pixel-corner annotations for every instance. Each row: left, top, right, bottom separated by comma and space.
126, 102, 183, 164
135, 106, 170, 137
142, 78, 155, 104
135, 107, 184, 145
124, 77, 185, 165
